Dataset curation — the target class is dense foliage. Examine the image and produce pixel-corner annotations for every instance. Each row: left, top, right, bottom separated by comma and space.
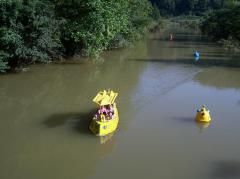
0, 0, 153, 72
149, 0, 240, 16
54, 0, 128, 56
2, 0, 239, 73
0, 0, 62, 72
55, 0, 152, 56
200, 5, 240, 43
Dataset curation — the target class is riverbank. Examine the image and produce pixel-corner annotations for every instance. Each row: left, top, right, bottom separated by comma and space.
217, 38, 240, 52
0, 0, 154, 73
200, 5, 240, 52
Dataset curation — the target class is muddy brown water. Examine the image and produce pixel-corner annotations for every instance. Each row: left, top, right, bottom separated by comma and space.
1, 28, 240, 179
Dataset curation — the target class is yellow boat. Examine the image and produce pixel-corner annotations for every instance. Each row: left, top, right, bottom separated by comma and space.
89, 90, 119, 136
195, 105, 211, 123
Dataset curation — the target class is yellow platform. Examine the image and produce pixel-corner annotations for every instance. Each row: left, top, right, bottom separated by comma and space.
89, 90, 119, 136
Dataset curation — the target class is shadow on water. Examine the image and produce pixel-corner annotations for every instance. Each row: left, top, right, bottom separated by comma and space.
166, 44, 214, 49
237, 100, 240, 106
171, 117, 210, 132
150, 33, 209, 42
151, 38, 210, 44
194, 66, 240, 90
202, 54, 233, 58
129, 58, 240, 68
44, 109, 96, 135
211, 161, 240, 178
172, 117, 195, 124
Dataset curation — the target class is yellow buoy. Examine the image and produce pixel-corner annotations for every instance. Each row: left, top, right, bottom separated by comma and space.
195, 105, 211, 123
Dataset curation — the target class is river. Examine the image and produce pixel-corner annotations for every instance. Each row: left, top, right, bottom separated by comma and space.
1, 27, 240, 179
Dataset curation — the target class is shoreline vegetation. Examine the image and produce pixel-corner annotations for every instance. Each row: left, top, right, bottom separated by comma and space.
0, 0, 156, 73
217, 38, 240, 52
1, 0, 240, 73
200, 5, 240, 52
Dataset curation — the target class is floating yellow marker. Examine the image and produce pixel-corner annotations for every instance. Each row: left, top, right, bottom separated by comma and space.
195, 105, 211, 123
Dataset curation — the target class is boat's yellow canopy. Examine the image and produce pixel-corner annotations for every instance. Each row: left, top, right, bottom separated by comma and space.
93, 90, 118, 106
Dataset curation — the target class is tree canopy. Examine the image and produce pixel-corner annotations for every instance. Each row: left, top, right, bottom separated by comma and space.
0, 0, 153, 72
149, 0, 240, 16
201, 5, 240, 41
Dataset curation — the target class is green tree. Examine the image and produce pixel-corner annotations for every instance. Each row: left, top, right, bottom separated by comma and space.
0, 51, 9, 72
55, 0, 152, 56
151, 3, 161, 20
121, 0, 152, 42
201, 6, 240, 41
148, 0, 235, 15
0, 0, 62, 71
0, 0, 154, 72
55, 0, 129, 56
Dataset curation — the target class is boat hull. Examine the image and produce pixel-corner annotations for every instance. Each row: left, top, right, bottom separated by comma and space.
89, 106, 119, 136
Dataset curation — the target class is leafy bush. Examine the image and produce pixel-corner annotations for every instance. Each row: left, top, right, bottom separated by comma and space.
0, 0, 153, 72
109, 0, 152, 48
149, 0, 240, 16
0, 51, 9, 72
201, 6, 240, 41
0, 0, 62, 71
54, 0, 128, 56
55, 0, 152, 57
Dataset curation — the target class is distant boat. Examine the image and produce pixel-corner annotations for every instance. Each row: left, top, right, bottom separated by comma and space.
194, 51, 200, 61
89, 90, 119, 136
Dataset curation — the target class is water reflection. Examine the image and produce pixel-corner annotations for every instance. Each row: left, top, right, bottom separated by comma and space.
194, 68, 240, 89
99, 133, 114, 144
211, 161, 240, 178
129, 57, 240, 68
99, 133, 115, 158
92, 57, 105, 65
196, 122, 210, 133
172, 112, 211, 132
237, 100, 240, 106
1, 27, 240, 179
194, 56, 200, 62
172, 116, 210, 133
147, 28, 240, 69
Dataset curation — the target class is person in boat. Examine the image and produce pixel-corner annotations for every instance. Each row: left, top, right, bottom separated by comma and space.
109, 104, 114, 113
104, 104, 114, 120
108, 112, 113, 119
98, 106, 107, 114
95, 106, 106, 121
97, 108, 101, 119
100, 113, 106, 121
